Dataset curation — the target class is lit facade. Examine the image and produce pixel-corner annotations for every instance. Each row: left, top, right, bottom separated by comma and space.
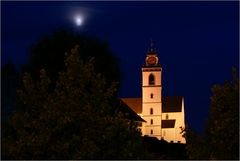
121, 45, 186, 143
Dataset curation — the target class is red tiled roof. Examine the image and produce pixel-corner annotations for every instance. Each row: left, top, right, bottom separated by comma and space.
118, 99, 145, 122
121, 98, 142, 114
121, 96, 183, 114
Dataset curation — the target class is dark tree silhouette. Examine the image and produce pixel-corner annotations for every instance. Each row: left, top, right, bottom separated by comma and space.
205, 67, 239, 160
24, 29, 121, 90
2, 46, 150, 160
186, 67, 239, 160
1, 62, 19, 121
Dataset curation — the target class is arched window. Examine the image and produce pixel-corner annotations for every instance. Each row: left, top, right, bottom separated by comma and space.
150, 93, 154, 98
149, 74, 155, 85
166, 114, 169, 120
150, 129, 153, 135
150, 119, 153, 125
150, 108, 153, 115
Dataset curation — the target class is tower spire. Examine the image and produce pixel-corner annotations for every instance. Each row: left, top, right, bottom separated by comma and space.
150, 38, 154, 48
148, 39, 157, 54
145, 40, 159, 66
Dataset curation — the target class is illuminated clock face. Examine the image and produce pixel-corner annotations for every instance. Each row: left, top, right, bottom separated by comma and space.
147, 56, 157, 65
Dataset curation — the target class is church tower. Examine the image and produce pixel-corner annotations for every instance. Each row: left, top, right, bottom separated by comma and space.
141, 42, 162, 139
121, 41, 186, 143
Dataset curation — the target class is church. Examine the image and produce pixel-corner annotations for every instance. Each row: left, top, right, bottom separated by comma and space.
121, 44, 186, 144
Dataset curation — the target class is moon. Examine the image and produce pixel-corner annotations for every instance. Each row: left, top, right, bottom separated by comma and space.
74, 15, 83, 26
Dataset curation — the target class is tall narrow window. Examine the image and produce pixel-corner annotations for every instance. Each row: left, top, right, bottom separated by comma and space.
150, 108, 153, 115
150, 119, 153, 125
149, 74, 155, 85
150, 93, 154, 98
166, 114, 169, 120
150, 130, 153, 135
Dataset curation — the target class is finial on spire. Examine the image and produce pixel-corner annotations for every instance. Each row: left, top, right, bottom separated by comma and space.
148, 39, 156, 54
145, 39, 159, 66
150, 38, 154, 49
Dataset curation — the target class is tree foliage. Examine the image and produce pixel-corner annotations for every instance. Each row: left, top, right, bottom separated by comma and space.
2, 45, 150, 159
1, 62, 19, 121
185, 127, 209, 159
24, 29, 120, 88
186, 67, 239, 160
206, 67, 239, 160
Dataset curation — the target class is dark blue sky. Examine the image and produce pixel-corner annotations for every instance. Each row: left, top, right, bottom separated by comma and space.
2, 1, 239, 133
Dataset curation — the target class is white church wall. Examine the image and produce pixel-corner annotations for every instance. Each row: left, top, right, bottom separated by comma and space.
142, 87, 161, 103
140, 122, 146, 135
161, 100, 186, 143
145, 126, 162, 138
142, 70, 162, 87
142, 116, 162, 126
162, 127, 185, 143
142, 103, 162, 115
142, 113, 162, 138
162, 128, 175, 142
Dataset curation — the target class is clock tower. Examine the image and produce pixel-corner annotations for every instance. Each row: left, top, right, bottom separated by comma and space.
121, 41, 186, 143
141, 43, 162, 139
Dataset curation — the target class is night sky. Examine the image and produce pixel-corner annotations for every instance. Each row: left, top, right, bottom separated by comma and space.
2, 1, 239, 133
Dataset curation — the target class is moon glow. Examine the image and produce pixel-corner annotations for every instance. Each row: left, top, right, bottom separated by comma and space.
74, 15, 83, 26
